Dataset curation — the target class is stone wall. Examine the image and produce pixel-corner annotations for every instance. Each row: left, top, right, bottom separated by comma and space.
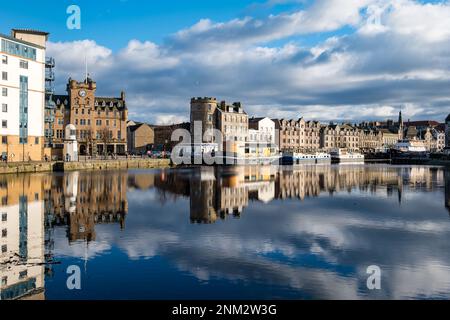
0, 159, 171, 175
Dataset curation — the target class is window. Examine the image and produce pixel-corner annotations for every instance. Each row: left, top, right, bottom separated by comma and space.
19, 60, 28, 69
2, 120, 6, 128
1, 229, 6, 238
1, 39, 37, 60
1, 55, 7, 64
1, 104, 6, 112
1, 72, 7, 81
1, 213, 6, 222
106, 120, 109, 126
1, 245, 6, 253
96, 120, 102, 126
35, 137, 39, 145
1, 277, 6, 286
2, 136, 7, 144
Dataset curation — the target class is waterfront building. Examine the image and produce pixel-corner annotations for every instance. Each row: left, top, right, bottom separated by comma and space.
444, 114, 450, 149
48, 77, 128, 159
190, 97, 248, 156
320, 123, 361, 152
247, 117, 278, 159
273, 118, 321, 152
127, 122, 154, 154
358, 127, 383, 152
0, 29, 49, 162
402, 120, 446, 152
153, 122, 190, 151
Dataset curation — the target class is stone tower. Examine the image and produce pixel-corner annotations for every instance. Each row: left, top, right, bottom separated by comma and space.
190, 97, 218, 143
398, 110, 404, 140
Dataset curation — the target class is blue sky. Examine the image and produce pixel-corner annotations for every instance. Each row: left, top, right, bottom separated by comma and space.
1, 0, 449, 124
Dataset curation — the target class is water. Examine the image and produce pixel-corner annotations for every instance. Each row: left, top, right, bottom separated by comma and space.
1, 165, 450, 300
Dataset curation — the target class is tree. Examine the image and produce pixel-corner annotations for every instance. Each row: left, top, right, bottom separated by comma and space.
99, 127, 113, 159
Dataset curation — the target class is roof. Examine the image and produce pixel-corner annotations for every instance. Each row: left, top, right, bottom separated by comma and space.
405, 120, 441, 127
51, 94, 127, 110
0, 32, 46, 50
128, 123, 152, 132
11, 29, 49, 36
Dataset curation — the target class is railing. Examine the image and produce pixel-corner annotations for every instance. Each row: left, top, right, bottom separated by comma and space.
45, 57, 55, 67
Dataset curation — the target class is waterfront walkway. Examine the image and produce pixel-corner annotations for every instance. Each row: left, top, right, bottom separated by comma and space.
0, 158, 171, 175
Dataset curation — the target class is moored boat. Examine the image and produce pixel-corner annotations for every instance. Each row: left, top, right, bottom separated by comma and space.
330, 148, 365, 163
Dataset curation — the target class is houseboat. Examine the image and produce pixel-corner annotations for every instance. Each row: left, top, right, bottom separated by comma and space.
330, 149, 365, 163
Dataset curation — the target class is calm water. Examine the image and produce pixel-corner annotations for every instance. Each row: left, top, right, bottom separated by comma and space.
1, 165, 450, 300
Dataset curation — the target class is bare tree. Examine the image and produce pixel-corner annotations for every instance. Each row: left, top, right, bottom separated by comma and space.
99, 127, 112, 159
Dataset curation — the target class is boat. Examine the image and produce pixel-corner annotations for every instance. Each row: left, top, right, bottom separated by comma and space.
281, 152, 316, 165
390, 140, 430, 164
329, 148, 365, 163
315, 152, 332, 164
281, 152, 332, 165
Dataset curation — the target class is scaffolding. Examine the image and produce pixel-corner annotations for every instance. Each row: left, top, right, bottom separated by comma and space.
45, 57, 56, 147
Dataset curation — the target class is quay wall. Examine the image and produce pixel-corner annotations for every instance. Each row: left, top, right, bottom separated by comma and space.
0, 159, 171, 175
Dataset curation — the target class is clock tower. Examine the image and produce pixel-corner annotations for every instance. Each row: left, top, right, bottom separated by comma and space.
67, 77, 97, 124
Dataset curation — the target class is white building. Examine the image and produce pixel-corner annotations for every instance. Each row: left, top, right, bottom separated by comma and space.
0, 29, 48, 162
248, 117, 276, 145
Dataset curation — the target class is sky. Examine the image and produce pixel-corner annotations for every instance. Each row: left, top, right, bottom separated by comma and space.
1, 0, 449, 124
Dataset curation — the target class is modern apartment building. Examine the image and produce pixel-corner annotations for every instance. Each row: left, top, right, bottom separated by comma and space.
0, 29, 48, 162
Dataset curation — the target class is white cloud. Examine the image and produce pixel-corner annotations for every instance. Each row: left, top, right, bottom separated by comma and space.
47, 0, 450, 124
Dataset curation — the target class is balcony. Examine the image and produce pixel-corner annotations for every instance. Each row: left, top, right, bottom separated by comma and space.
45, 70, 55, 81
45, 57, 55, 68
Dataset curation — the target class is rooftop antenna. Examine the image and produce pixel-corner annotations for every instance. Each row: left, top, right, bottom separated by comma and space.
84, 54, 88, 82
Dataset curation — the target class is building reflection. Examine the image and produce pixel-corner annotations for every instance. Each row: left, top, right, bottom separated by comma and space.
445, 169, 450, 215
0, 165, 449, 299
0, 175, 46, 300
150, 165, 448, 223
0, 171, 128, 300
47, 171, 128, 243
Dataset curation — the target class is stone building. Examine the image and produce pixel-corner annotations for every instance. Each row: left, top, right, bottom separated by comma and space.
190, 97, 248, 156
379, 128, 399, 148
358, 128, 383, 152
153, 122, 190, 150
273, 118, 321, 152
127, 123, 154, 154
47, 78, 127, 158
446, 114, 450, 148
320, 123, 361, 151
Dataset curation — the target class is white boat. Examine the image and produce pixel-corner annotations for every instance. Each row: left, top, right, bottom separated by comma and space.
282, 152, 315, 165
330, 148, 365, 163
281, 152, 332, 165
315, 152, 332, 164
393, 140, 427, 153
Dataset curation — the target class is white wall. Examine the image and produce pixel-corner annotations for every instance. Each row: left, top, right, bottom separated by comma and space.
0, 36, 45, 138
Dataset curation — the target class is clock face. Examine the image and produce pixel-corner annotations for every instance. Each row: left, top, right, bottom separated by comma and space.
79, 90, 87, 97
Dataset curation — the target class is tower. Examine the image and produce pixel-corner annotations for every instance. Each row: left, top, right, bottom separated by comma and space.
445, 114, 450, 148
398, 110, 404, 140
190, 97, 218, 143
